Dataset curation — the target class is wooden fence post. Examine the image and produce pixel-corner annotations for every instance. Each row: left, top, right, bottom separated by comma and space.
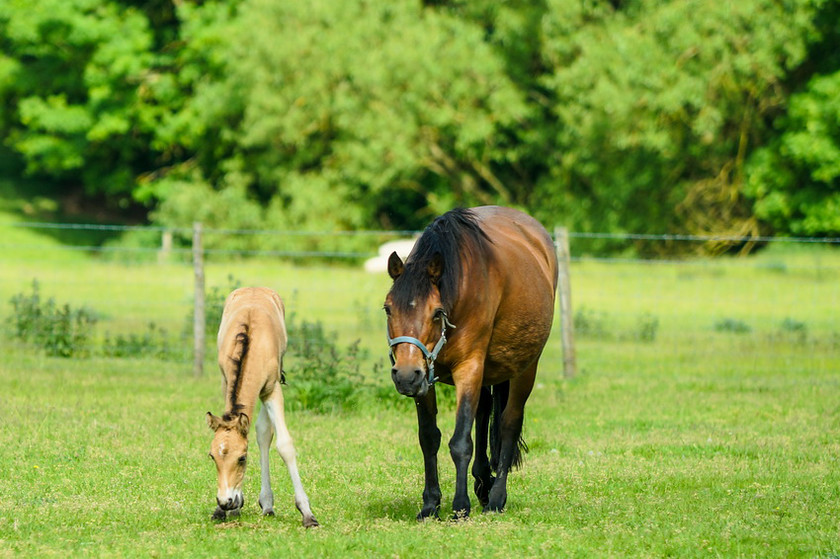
555, 227, 577, 379
158, 229, 173, 264
193, 222, 205, 378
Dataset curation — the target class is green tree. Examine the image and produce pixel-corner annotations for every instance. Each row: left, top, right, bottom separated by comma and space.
149, 0, 530, 231
533, 0, 821, 252
744, 1, 840, 237
0, 0, 181, 210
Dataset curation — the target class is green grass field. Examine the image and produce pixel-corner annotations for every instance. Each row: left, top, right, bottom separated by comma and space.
0, 219, 838, 557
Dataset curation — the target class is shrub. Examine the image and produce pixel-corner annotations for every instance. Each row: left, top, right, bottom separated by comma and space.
284, 314, 374, 413
635, 312, 660, 342
714, 318, 752, 334
574, 306, 609, 338
9, 280, 97, 357
103, 323, 180, 360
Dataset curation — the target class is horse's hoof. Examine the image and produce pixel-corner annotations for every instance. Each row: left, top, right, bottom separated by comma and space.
211, 507, 226, 521
416, 506, 441, 521
303, 516, 320, 528
450, 509, 470, 522
262, 509, 275, 517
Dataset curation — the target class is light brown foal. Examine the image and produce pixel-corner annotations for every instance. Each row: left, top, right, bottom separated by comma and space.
206, 287, 318, 527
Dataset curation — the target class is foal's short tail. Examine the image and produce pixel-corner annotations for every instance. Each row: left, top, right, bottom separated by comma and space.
489, 381, 528, 472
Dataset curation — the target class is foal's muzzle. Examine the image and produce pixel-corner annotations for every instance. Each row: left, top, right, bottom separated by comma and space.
217, 493, 244, 511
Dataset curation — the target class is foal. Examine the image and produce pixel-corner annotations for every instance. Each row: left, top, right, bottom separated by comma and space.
206, 287, 319, 527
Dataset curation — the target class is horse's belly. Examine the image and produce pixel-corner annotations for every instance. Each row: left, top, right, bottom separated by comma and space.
483, 318, 553, 385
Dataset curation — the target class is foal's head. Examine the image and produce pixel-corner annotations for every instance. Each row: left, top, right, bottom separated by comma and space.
385, 251, 448, 397
206, 411, 250, 513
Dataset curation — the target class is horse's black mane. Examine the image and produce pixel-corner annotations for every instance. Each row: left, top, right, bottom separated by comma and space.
391, 208, 492, 313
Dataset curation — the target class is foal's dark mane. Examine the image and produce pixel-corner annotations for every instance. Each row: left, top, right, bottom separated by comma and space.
391, 208, 492, 313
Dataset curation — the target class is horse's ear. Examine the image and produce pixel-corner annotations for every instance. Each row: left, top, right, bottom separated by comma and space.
387, 252, 404, 280
206, 412, 222, 431
236, 413, 250, 437
427, 253, 443, 284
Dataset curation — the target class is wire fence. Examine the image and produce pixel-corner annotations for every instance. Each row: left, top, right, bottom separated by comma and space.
2, 221, 838, 378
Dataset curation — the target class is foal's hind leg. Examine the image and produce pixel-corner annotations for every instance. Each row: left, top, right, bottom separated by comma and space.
486, 367, 536, 513
472, 387, 494, 507
256, 403, 276, 516
264, 384, 319, 528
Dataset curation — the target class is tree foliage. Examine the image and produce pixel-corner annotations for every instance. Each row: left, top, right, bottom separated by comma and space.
0, 0, 838, 249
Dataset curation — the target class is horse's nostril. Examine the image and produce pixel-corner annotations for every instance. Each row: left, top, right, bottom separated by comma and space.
391, 368, 398, 378
414, 369, 423, 378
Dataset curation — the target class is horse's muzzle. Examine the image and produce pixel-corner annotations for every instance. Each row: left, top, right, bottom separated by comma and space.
392, 366, 429, 397
217, 493, 244, 511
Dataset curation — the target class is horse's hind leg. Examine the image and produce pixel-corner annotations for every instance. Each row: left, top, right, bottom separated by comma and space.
486, 366, 536, 513
472, 386, 494, 507
264, 385, 320, 528
256, 403, 275, 516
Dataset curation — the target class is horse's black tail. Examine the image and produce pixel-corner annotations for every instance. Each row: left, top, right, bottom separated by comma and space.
489, 381, 528, 472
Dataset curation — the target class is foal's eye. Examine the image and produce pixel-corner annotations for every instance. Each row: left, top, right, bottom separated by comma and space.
238, 455, 247, 465
208, 453, 214, 461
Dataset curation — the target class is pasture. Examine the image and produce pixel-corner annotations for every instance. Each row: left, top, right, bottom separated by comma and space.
0, 220, 838, 557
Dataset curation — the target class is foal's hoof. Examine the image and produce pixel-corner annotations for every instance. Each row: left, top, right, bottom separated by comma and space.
303, 515, 320, 528
211, 507, 226, 521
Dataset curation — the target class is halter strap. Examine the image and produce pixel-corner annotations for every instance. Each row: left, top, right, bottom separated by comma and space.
387, 313, 455, 385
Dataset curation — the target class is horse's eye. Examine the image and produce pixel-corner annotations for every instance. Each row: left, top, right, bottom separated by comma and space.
208, 453, 214, 461
238, 455, 247, 465
383, 305, 392, 317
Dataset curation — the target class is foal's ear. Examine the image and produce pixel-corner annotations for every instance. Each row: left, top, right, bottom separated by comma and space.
427, 253, 443, 284
206, 412, 222, 431
387, 252, 404, 280
236, 413, 250, 438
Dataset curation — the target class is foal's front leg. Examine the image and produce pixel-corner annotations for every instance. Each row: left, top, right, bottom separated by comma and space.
415, 387, 441, 520
264, 385, 319, 528
256, 403, 275, 516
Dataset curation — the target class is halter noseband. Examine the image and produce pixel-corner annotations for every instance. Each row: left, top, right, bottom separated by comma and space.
387, 312, 455, 386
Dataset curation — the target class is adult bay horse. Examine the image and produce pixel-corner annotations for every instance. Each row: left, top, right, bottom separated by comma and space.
206, 287, 319, 527
384, 206, 558, 520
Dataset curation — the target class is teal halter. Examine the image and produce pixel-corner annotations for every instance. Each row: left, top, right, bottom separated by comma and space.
387, 313, 455, 386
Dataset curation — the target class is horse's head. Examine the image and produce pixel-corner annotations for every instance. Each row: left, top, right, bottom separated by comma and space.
206, 411, 250, 513
384, 251, 452, 397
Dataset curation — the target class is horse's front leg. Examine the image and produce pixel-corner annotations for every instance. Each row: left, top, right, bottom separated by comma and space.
415, 386, 441, 520
450, 376, 481, 520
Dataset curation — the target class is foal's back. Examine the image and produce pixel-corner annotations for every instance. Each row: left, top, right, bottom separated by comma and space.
217, 287, 287, 386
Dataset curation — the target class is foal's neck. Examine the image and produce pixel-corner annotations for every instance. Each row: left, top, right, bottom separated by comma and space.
224, 380, 259, 422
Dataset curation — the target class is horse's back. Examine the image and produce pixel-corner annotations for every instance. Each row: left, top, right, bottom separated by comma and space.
473, 206, 558, 290
468, 207, 558, 382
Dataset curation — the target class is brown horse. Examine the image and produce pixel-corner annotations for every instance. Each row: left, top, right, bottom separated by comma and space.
384, 206, 557, 520
206, 287, 319, 527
